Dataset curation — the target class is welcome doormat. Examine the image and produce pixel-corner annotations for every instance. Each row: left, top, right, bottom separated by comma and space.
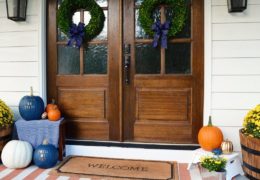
51, 156, 179, 180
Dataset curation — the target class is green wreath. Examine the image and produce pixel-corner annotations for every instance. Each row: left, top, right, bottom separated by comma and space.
57, 0, 105, 42
139, 0, 187, 38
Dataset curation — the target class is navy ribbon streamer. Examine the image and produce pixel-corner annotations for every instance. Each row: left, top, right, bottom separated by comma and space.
152, 20, 170, 48
67, 22, 85, 48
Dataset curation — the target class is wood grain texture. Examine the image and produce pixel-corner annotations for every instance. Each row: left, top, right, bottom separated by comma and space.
239, 130, 260, 179
48, 0, 203, 143
123, 0, 204, 143
136, 89, 191, 121
56, 76, 108, 87
48, 0, 117, 140
134, 123, 192, 143
58, 88, 106, 119
65, 120, 109, 140
107, 0, 122, 140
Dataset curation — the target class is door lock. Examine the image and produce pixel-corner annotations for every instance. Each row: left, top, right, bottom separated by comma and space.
124, 55, 130, 84
124, 44, 131, 85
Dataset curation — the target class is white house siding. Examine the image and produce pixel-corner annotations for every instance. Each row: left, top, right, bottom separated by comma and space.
0, 0, 45, 120
206, 0, 260, 151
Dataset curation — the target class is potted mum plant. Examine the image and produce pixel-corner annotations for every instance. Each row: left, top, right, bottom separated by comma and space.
0, 99, 14, 155
199, 156, 227, 180
240, 104, 260, 179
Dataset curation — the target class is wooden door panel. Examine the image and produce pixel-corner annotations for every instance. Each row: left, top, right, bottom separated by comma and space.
48, 0, 121, 141
66, 121, 109, 140
135, 76, 193, 88
48, 0, 203, 143
123, 0, 203, 143
56, 76, 108, 87
58, 88, 106, 119
134, 124, 192, 143
136, 88, 191, 121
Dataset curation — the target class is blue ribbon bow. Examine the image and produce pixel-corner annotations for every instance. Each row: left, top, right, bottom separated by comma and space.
67, 22, 85, 48
152, 20, 170, 49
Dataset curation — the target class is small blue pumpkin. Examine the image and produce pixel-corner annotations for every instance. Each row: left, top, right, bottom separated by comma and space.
33, 139, 58, 169
212, 148, 223, 156
19, 87, 44, 120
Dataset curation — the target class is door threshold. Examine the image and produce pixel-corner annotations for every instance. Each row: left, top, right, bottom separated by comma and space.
66, 139, 200, 150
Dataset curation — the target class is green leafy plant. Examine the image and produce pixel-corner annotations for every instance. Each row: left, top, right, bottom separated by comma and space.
200, 156, 227, 172
242, 104, 260, 138
0, 99, 14, 127
57, 0, 105, 42
138, 0, 187, 38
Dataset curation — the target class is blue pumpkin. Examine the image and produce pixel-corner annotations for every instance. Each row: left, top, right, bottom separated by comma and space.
33, 140, 58, 169
19, 87, 44, 120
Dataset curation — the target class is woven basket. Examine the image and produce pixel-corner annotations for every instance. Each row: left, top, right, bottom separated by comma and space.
239, 129, 260, 179
0, 125, 12, 156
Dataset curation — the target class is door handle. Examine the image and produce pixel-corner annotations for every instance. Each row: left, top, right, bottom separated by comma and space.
124, 44, 131, 54
124, 44, 131, 85
124, 55, 130, 84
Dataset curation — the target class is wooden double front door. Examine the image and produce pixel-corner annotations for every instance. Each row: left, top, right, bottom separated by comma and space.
47, 0, 204, 144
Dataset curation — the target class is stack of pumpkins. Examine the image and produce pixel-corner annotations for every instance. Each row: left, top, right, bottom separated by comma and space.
198, 116, 233, 154
1, 87, 61, 169
1, 139, 58, 169
19, 87, 61, 121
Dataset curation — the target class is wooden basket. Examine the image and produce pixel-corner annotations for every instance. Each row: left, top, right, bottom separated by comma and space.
239, 129, 260, 179
0, 125, 12, 155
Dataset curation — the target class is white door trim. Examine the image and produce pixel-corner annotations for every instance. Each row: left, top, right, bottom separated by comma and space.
39, 0, 47, 104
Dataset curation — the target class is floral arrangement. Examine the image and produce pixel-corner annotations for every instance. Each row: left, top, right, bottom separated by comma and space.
242, 104, 260, 138
138, 0, 187, 38
0, 99, 14, 127
57, 0, 105, 46
200, 156, 227, 172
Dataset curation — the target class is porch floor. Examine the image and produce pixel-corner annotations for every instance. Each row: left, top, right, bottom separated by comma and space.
0, 163, 248, 180
0, 163, 190, 180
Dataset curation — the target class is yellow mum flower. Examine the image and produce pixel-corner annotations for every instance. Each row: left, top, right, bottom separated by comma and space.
215, 161, 221, 164
0, 99, 14, 127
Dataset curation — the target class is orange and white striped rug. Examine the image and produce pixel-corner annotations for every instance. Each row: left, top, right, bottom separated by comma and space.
0, 163, 192, 180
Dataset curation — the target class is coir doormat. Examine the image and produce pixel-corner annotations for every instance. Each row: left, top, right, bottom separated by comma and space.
51, 156, 179, 180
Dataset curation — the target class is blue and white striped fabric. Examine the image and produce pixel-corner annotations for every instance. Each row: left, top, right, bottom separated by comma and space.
15, 118, 63, 148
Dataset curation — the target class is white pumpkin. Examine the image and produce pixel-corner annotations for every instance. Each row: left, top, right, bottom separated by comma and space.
1, 140, 33, 169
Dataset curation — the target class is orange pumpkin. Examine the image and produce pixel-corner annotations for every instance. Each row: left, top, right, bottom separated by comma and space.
47, 107, 61, 121
45, 99, 57, 113
198, 116, 223, 151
